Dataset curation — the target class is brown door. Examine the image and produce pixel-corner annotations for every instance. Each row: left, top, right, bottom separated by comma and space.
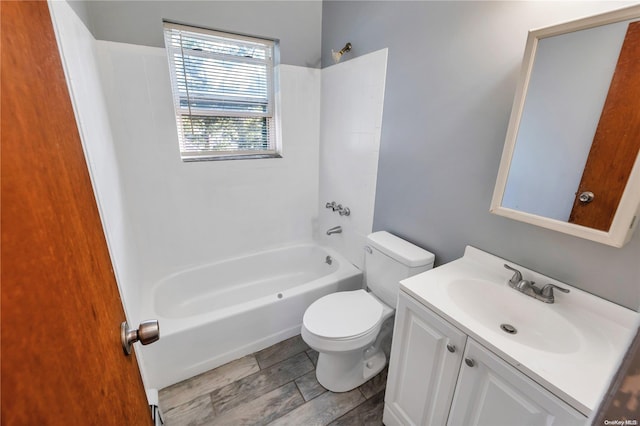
568, 21, 640, 231
1, 2, 151, 424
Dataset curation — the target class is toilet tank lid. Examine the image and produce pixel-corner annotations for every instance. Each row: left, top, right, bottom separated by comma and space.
366, 231, 435, 267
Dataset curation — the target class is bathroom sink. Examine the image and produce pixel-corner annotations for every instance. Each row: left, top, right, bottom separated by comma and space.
398, 245, 638, 415
446, 279, 581, 354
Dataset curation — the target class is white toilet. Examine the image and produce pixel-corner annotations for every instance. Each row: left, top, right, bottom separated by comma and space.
301, 231, 435, 392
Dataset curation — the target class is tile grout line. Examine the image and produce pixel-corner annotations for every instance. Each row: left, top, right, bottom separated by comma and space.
292, 375, 305, 400
206, 391, 217, 419
257, 347, 309, 371
358, 387, 367, 401
291, 377, 307, 405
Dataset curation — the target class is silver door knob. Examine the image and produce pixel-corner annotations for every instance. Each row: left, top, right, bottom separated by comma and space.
578, 191, 595, 204
121, 319, 160, 355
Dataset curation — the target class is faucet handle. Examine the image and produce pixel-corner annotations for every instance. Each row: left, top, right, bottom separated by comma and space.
326, 201, 338, 211
541, 283, 570, 297
503, 264, 523, 286
338, 206, 350, 216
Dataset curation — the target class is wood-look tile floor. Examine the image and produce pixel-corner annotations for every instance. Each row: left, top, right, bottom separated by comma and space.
159, 335, 387, 425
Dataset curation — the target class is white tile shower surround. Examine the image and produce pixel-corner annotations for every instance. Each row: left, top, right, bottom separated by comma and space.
159, 335, 386, 425
318, 49, 388, 270
95, 43, 322, 287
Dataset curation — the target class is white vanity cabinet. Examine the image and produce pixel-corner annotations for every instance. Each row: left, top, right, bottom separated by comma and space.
383, 291, 587, 426
383, 291, 467, 426
447, 339, 585, 426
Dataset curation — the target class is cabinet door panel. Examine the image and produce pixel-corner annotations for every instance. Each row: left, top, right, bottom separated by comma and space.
447, 340, 586, 426
384, 292, 467, 426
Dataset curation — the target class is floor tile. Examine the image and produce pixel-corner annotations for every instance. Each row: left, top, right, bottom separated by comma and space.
255, 335, 310, 369
328, 390, 385, 426
209, 382, 304, 426
157, 335, 389, 425
160, 355, 260, 411
295, 370, 327, 401
359, 367, 388, 399
267, 388, 365, 426
163, 394, 214, 426
211, 352, 314, 415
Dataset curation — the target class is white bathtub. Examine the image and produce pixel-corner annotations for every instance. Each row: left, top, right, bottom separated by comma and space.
139, 243, 363, 390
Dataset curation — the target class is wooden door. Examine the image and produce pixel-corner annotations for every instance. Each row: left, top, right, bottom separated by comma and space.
568, 21, 640, 231
1, 1, 151, 424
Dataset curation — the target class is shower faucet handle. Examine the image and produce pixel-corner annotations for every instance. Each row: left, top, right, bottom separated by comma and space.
325, 201, 350, 215
325, 201, 339, 211
338, 206, 350, 216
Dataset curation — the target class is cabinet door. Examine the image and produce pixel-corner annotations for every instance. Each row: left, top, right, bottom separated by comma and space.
447, 339, 586, 426
384, 292, 467, 426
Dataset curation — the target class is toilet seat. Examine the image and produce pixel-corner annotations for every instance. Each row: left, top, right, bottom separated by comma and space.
303, 289, 384, 340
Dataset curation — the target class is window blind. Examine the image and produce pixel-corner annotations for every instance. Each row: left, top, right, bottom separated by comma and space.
164, 22, 278, 160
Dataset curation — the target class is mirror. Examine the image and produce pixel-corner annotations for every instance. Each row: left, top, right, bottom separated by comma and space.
491, 5, 640, 247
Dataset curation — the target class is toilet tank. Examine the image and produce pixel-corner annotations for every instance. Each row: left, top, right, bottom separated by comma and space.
365, 231, 435, 307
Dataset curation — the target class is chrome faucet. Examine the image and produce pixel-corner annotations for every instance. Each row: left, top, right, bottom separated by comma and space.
503, 264, 569, 303
326, 226, 342, 235
325, 201, 351, 216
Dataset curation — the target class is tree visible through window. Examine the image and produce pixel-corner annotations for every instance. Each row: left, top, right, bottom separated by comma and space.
164, 22, 280, 161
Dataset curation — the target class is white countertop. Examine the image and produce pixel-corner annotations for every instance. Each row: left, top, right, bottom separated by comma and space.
399, 246, 639, 415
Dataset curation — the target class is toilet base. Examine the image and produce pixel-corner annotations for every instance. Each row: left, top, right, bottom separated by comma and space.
315, 346, 387, 392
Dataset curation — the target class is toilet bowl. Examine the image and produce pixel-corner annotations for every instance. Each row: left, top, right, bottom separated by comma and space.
301, 231, 435, 392
302, 289, 394, 392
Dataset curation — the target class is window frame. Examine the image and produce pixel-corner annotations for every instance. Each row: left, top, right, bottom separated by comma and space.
163, 22, 282, 161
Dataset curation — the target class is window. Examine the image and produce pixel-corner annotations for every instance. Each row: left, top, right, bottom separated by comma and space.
163, 22, 280, 161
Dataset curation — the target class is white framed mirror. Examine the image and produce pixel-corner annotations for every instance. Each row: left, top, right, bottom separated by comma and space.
491, 5, 640, 247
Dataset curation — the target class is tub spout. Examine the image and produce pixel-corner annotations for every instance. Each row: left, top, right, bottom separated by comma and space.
326, 226, 342, 236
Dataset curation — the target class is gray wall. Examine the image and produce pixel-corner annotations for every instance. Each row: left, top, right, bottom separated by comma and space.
66, 0, 90, 25
322, 1, 640, 310
68, 1, 322, 67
